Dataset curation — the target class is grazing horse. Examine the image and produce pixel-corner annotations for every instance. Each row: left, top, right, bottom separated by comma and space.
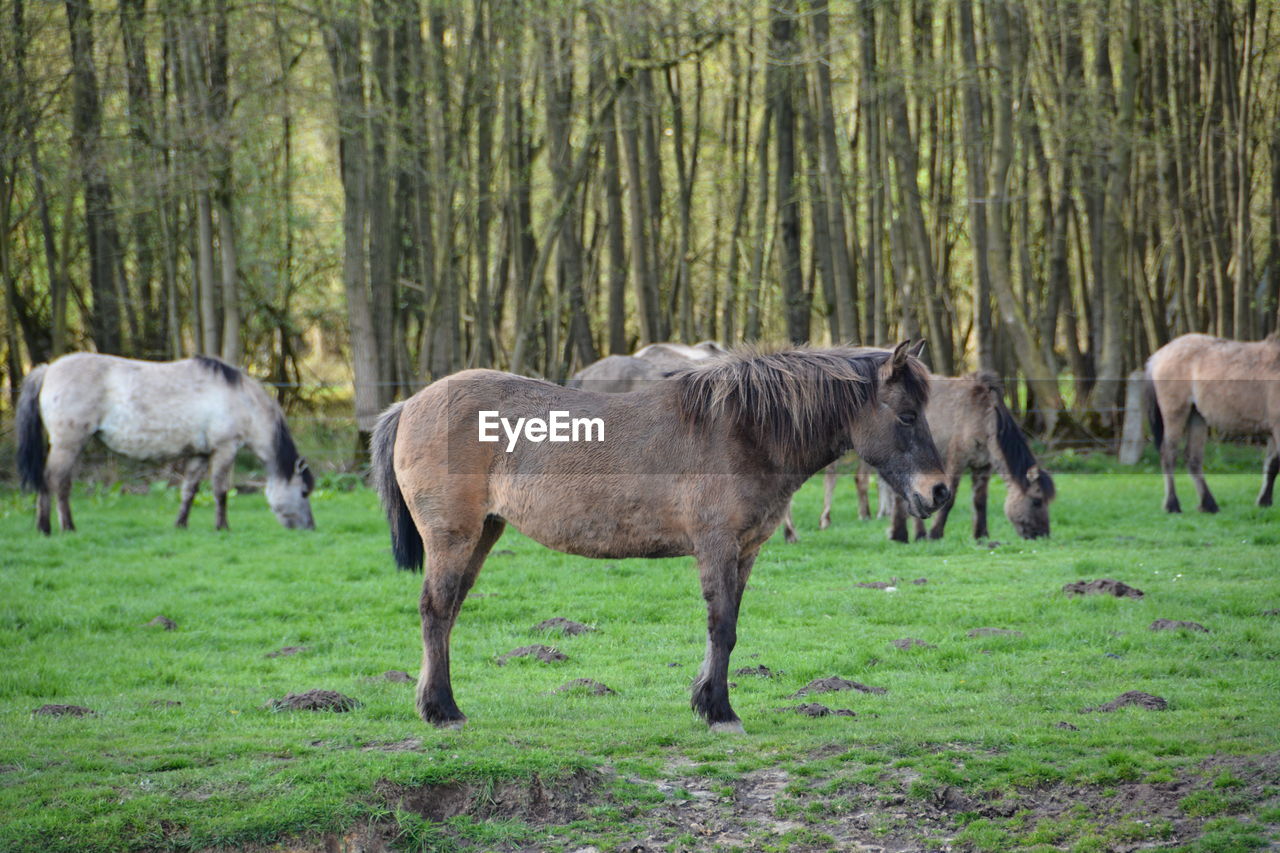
1145, 332, 1280, 512
16, 353, 315, 533
568, 341, 727, 393
372, 342, 950, 732
783, 372, 1055, 542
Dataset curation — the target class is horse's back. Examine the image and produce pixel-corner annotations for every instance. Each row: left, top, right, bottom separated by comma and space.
38, 353, 249, 458
1148, 334, 1280, 433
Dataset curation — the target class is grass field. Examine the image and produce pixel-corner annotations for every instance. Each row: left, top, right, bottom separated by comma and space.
1, 463, 1278, 852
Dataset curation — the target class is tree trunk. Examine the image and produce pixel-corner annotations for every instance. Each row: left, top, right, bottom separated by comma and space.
771, 0, 808, 344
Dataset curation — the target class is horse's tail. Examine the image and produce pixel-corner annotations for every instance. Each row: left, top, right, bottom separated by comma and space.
370, 401, 424, 571
16, 364, 49, 493
1144, 364, 1164, 452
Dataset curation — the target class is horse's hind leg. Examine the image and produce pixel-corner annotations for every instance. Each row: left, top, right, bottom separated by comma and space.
818, 463, 838, 529
1258, 434, 1279, 507
1185, 411, 1218, 513
417, 515, 505, 728
691, 542, 755, 733
175, 456, 209, 528
971, 467, 992, 539
1159, 399, 1188, 513
854, 461, 872, 521
781, 503, 798, 543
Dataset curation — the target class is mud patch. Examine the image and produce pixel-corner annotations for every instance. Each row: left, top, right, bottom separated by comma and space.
32, 704, 94, 717
532, 617, 595, 636
145, 615, 177, 631
548, 678, 615, 696
1063, 578, 1144, 598
791, 676, 886, 697
1082, 690, 1168, 713
733, 665, 778, 678
967, 627, 1022, 638
362, 737, 423, 752
265, 645, 308, 658
375, 767, 602, 826
891, 637, 935, 649
496, 644, 567, 665
1150, 618, 1209, 632
378, 670, 413, 683
777, 703, 856, 717
264, 690, 361, 712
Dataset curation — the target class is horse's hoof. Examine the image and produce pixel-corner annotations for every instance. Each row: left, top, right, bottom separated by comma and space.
1199, 499, 1219, 514
710, 720, 746, 735
434, 718, 466, 731
819, 517, 831, 530
1164, 500, 1182, 514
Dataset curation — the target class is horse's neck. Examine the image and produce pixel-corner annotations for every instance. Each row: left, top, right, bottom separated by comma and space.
242, 389, 282, 467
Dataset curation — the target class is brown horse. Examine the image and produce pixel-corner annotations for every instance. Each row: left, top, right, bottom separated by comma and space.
371, 343, 950, 732
1145, 332, 1280, 512
783, 372, 1055, 542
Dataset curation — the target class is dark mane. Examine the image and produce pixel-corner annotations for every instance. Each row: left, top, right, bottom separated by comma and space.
674, 345, 929, 466
272, 416, 314, 488
986, 374, 1050, 495
194, 354, 243, 386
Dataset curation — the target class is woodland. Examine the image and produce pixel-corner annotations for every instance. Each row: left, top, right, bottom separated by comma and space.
1, 0, 1278, 438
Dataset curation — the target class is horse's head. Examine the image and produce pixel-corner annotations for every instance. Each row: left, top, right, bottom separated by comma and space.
266, 456, 316, 530
1004, 465, 1055, 538
850, 341, 950, 518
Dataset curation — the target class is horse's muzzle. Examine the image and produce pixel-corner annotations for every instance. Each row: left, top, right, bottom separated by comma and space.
906, 479, 951, 518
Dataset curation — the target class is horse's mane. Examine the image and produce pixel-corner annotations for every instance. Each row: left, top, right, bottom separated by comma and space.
674, 345, 929, 465
194, 354, 243, 386
982, 371, 1054, 497
272, 416, 314, 489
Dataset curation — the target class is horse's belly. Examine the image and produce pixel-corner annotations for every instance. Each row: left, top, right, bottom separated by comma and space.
97, 411, 213, 460
1192, 381, 1269, 435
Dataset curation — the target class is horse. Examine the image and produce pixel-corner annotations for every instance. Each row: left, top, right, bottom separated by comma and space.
371, 342, 950, 732
16, 353, 316, 533
568, 341, 728, 393
783, 372, 1055, 542
1145, 332, 1280, 512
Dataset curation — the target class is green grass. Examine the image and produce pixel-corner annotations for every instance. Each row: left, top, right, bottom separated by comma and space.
1, 467, 1278, 851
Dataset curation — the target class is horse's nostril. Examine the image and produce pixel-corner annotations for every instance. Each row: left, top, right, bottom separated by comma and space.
932, 483, 951, 507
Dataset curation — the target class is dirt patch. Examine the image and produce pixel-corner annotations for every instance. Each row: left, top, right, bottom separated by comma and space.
791, 676, 886, 697
891, 637, 935, 649
548, 678, 615, 696
264, 690, 361, 712
967, 627, 1023, 638
1054, 721, 1079, 730
496, 644, 567, 665
265, 645, 308, 658
777, 703, 856, 717
1082, 690, 1168, 713
1063, 578, 1144, 598
361, 737, 423, 752
32, 704, 94, 717
532, 617, 595, 636
1150, 618, 1209, 632
145, 615, 177, 631
375, 767, 602, 826
733, 665, 778, 678
379, 670, 413, 683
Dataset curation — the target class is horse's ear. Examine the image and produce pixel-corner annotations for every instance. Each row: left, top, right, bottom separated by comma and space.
891, 340, 912, 367
909, 339, 927, 359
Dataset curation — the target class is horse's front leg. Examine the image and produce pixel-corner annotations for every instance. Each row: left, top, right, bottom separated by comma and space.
781, 503, 799, 543
208, 448, 236, 530
174, 456, 209, 528
927, 472, 962, 540
887, 492, 909, 543
971, 467, 991, 539
691, 542, 754, 733
417, 516, 504, 728
1257, 434, 1278, 507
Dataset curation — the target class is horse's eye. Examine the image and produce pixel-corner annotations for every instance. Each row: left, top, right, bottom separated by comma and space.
898, 412, 917, 426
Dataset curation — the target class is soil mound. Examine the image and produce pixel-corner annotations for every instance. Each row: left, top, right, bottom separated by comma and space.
496, 645, 567, 665
1083, 690, 1168, 713
265, 690, 361, 712
532, 617, 595, 636
791, 676, 886, 697
1150, 619, 1208, 632
1063, 578, 1144, 598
